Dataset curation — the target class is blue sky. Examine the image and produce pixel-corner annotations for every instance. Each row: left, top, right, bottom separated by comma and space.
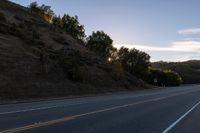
11, 0, 200, 62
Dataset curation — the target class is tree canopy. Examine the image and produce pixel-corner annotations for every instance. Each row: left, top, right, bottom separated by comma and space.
117, 47, 151, 78
27, 2, 183, 87
29, 2, 54, 22
29, 2, 86, 41
52, 14, 86, 41
152, 60, 200, 84
148, 68, 183, 86
86, 31, 113, 58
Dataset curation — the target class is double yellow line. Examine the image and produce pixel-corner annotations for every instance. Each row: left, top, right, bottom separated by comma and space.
1, 89, 199, 133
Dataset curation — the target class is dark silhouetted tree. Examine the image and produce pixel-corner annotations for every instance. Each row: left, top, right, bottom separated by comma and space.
117, 47, 130, 71
52, 14, 86, 41
86, 31, 113, 58
61, 14, 86, 40
117, 47, 151, 78
52, 15, 62, 28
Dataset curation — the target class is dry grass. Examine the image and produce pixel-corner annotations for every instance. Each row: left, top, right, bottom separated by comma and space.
0, 0, 148, 101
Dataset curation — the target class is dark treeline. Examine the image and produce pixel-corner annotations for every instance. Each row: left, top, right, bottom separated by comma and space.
152, 60, 200, 84
29, 2, 182, 87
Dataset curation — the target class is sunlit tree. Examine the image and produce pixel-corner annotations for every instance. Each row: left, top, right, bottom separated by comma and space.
29, 2, 54, 22
148, 68, 183, 86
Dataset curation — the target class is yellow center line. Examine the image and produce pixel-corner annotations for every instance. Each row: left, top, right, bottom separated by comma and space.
0, 89, 199, 133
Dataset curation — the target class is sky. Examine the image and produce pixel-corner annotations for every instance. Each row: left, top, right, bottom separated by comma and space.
10, 0, 200, 62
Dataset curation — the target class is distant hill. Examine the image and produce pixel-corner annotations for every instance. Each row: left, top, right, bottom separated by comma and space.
152, 60, 200, 84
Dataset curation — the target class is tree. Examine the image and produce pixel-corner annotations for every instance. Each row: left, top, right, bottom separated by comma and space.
52, 15, 62, 28
29, 2, 86, 41
130, 49, 151, 77
86, 31, 113, 58
60, 14, 86, 40
39, 4, 54, 22
29, 2, 54, 22
29, 2, 40, 13
117, 47, 151, 78
148, 68, 183, 86
107, 47, 118, 63
52, 14, 86, 41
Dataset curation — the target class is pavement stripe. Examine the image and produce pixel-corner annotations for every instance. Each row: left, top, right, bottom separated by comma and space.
0, 106, 59, 115
162, 100, 200, 133
1, 90, 199, 133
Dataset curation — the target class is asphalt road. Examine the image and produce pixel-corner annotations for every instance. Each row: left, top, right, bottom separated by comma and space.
0, 85, 200, 133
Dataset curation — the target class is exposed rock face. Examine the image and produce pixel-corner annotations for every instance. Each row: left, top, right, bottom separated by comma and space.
0, 0, 144, 100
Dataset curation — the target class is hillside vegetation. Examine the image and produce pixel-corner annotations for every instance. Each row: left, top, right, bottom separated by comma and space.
0, 0, 183, 100
0, 0, 148, 100
152, 60, 200, 84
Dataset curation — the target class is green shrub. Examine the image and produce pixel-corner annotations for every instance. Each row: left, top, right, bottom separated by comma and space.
147, 68, 183, 87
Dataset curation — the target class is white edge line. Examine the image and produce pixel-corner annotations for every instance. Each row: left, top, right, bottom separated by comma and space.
0, 88, 199, 116
0, 102, 83, 115
162, 100, 200, 133
0, 106, 59, 115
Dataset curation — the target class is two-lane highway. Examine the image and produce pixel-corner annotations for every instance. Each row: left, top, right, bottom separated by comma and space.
0, 85, 200, 133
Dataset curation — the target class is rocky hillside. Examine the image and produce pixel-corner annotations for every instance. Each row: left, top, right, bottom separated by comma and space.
0, 0, 145, 100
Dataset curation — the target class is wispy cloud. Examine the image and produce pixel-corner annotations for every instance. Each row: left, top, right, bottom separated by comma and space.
171, 41, 200, 52
178, 28, 200, 35
181, 38, 200, 41
175, 55, 200, 62
175, 56, 194, 62
114, 40, 200, 52
114, 44, 173, 51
